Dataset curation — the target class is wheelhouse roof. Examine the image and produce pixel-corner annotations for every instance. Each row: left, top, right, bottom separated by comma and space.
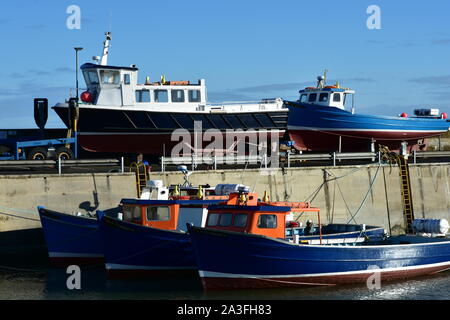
299, 88, 346, 93
81, 62, 138, 71
207, 204, 292, 212
120, 198, 223, 206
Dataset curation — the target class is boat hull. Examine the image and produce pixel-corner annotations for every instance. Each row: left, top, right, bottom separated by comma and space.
52, 106, 287, 154
188, 226, 450, 290
287, 102, 449, 152
99, 215, 197, 277
37, 207, 103, 265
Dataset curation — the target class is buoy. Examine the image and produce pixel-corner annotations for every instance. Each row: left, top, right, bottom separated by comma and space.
441, 112, 448, 119
80, 91, 92, 103
400, 112, 408, 118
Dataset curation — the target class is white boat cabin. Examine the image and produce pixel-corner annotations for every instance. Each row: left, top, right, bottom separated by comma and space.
71, 32, 285, 114
298, 76, 355, 112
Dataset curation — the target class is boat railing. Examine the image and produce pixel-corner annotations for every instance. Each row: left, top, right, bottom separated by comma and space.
206, 99, 284, 111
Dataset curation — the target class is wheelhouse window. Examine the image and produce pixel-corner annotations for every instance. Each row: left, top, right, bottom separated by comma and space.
219, 213, 233, 226
154, 90, 168, 102
319, 93, 329, 102
189, 90, 201, 102
124, 74, 131, 85
299, 94, 308, 103
146, 206, 170, 221
233, 214, 248, 227
83, 70, 99, 85
257, 214, 277, 229
99, 70, 120, 84
207, 213, 220, 226
333, 93, 341, 102
122, 205, 142, 223
135, 90, 151, 103
308, 93, 317, 103
171, 90, 185, 103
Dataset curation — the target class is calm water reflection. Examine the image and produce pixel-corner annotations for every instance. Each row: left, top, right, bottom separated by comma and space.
1, 266, 449, 300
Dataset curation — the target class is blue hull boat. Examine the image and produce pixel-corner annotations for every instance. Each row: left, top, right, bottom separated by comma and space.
284, 75, 449, 152
97, 198, 225, 276
188, 225, 450, 290
98, 215, 196, 276
38, 206, 104, 265
287, 102, 450, 152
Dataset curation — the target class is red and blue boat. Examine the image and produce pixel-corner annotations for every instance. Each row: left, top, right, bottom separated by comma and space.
37, 180, 230, 265
188, 195, 450, 290
98, 190, 385, 277
286, 75, 450, 152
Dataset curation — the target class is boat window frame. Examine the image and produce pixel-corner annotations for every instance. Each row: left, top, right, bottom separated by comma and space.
83, 70, 100, 85
188, 90, 201, 102
146, 206, 170, 222
135, 89, 151, 103
218, 213, 233, 227
308, 93, 318, 103
299, 94, 308, 103
171, 89, 185, 103
154, 89, 169, 103
233, 213, 248, 228
124, 74, 131, 85
122, 205, 142, 223
99, 69, 120, 85
206, 213, 221, 227
257, 214, 277, 229
319, 93, 329, 102
333, 93, 341, 102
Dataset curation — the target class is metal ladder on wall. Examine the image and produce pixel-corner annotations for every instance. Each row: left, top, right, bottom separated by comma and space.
130, 162, 149, 197
396, 155, 415, 234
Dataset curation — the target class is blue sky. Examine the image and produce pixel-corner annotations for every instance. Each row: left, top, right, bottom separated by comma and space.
1, 0, 450, 128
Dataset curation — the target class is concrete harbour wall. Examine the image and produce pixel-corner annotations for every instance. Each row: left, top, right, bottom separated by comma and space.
0, 173, 136, 232
0, 163, 449, 235
149, 163, 450, 235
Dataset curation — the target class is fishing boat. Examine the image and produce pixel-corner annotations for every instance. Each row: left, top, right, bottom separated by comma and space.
97, 184, 247, 276
52, 32, 287, 156
37, 207, 104, 265
188, 195, 450, 290
37, 179, 233, 265
98, 190, 385, 276
285, 75, 450, 152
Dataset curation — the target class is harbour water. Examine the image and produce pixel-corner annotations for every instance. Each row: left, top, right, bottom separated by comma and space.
1, 266, 449, 300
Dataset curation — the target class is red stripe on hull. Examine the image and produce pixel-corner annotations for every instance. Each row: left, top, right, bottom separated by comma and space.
289, 130, 429, 152
78, 132, 285, 154
201, 265, 450, 290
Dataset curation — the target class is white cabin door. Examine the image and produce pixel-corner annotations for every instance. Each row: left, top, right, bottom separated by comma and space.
121, 73, 133, 106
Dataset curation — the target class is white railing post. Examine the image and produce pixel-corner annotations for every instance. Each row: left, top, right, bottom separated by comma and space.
58, 157, 62, 175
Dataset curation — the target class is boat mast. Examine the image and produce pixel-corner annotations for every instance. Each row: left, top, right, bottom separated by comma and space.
99, 32, 111, 66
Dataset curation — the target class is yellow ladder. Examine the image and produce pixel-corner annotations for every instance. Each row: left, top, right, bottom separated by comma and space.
130, 162, 149, 197
396, 155, 415, 234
